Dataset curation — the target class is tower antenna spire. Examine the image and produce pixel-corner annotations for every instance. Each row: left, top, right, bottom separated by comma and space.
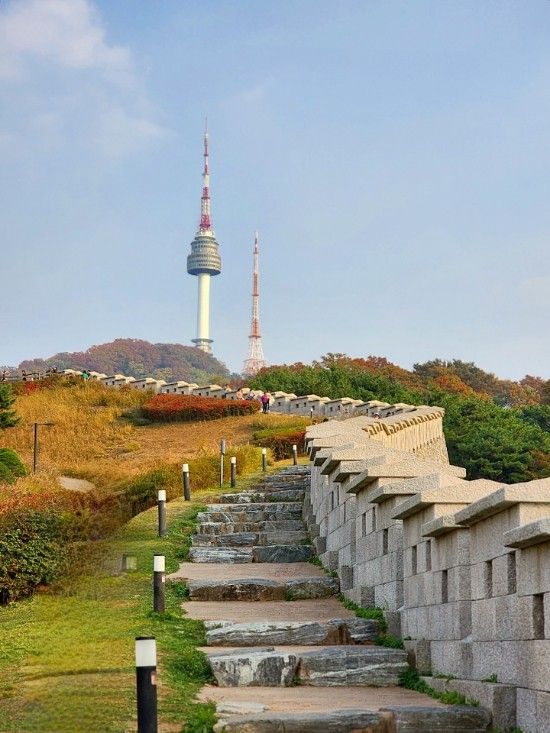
243, 231, 267, 376
199, 117, 212, 232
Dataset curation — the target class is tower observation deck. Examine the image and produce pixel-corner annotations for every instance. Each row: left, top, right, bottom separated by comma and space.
187, 125, 221, 353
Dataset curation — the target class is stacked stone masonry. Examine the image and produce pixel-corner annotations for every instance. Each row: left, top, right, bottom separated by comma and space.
304, 418, 550, 733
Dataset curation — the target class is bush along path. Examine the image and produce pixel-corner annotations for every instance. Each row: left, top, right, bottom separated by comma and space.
169, 467, 491, 733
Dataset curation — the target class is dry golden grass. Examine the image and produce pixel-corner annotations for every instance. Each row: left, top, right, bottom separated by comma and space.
0, 381, 300, 495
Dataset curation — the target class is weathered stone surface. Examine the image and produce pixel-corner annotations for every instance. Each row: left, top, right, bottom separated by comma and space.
298, 646, 408, 686
346, 617, 381, 643
193, 531, 309, 549
206, 618, 379, 647
198, 520, 305, 535
216, 701, 267, 715
189, 578, 287, 602
192, 532, 259, 547
285, 576, 340, 600
200, 507, 303, 523
213, 709, 386, 732
252, 545, 313, 563
383, 705, 491, 732
208, 649, 298, 687
188, 547, 253, 563
208, 502, 303, 515
220, 490, 305, 504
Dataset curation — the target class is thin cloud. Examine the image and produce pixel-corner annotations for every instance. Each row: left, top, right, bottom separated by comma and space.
0, 0, 167, 157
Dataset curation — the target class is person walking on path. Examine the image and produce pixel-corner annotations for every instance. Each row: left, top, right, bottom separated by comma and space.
261, 391, 271, 414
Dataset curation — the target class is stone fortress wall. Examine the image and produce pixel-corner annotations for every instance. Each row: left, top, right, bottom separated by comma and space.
304, 417, 550, 733
53, 370, 448, 463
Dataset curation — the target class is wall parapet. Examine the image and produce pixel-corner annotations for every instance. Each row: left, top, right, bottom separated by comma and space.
303, 418, 550, 733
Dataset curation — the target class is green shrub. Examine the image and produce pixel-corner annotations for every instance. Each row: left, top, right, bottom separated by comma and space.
0, 508, 73, 603
0, 448, 27, 484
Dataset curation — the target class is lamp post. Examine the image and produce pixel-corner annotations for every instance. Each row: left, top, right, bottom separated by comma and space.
32, 422, 55, 473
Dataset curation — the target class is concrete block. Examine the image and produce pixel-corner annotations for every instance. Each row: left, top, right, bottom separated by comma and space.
314, 536, 326, 554
472, 594, 544, 641
340, 565, 354, 591
517, 687, 550, 733
491, 552, 516, 597
517, 543, 550, 596
430, 639, 473, 678
404, 639, 432, 675
447, 564, 471, 602
472, 640, 550, 689
320, 550, 339, 572
422, 677, 516, 731
374, 581, 403, 611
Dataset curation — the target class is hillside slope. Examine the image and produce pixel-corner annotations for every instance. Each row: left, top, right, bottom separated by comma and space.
18, 338, 230, 384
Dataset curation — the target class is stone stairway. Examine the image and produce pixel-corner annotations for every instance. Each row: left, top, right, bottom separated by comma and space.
170, 466, 491, 732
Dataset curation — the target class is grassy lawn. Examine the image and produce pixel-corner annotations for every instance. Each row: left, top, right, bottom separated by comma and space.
0, 473, 275, 733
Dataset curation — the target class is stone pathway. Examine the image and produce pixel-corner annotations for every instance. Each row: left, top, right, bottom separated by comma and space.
170, 467, 491, 732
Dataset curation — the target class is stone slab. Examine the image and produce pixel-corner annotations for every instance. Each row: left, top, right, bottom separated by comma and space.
169, 562, 324, 582
183, 599, 355, 623
383, 705, 491, 732
205, 618, 379, 647
213, 709, 387, 732
298, 646, 408, 687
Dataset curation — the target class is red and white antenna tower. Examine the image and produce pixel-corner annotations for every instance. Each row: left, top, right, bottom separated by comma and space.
242, 232, 267, 376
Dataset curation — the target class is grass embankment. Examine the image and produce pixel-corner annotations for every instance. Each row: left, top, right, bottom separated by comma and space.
0, 380, 306, 498
0, 471, 281, 732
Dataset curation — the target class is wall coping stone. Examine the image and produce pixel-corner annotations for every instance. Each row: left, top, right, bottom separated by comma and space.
503, 517, 550, 549
454, 479, 550, 526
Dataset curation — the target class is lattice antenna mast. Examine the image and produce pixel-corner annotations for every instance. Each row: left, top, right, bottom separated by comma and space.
243, 232, 267, 376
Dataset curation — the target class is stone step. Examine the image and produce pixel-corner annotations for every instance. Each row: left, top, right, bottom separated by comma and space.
189, 545, 313, 564
206, 618, 380, 647
189, 548, 253, 563
213, 706, 491, 732
192, 530, 309, 548
197, 520, 305, 535
219, 490, 305, 504
208, 646, 407, 688
199, 508, 303, 524
251, 545, 313, 563
298, 646, 408, 687
214, 709, 385, 733
188, 576, 340, 602
206, 502, 303, 515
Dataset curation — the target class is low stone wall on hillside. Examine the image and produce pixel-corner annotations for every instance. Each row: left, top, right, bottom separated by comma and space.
303, 418, 550, 733
55, 371, 448, 463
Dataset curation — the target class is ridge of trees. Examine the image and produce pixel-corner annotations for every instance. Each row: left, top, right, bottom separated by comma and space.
18, 338, 231, 386
249, 354, 550, 484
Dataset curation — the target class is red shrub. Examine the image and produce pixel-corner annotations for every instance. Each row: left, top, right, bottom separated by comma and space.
142, 394, 259, 422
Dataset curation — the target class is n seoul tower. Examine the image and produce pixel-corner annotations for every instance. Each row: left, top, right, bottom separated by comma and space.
187, 123, 221, 353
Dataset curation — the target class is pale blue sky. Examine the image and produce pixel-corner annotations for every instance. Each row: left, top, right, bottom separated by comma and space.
1, 0, 549, 378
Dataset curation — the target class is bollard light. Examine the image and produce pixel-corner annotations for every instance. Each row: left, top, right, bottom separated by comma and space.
230, 456, 237, 488
310, 407, 314, 423
32, 421, 55, 473
153, 554, 165, 613
157, 489, 167, 537
182, 463, 190, 501
261, 447, 267, 472
292, 444, 298, 466
135, 636, 158, 733
219, 439, 226, 487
